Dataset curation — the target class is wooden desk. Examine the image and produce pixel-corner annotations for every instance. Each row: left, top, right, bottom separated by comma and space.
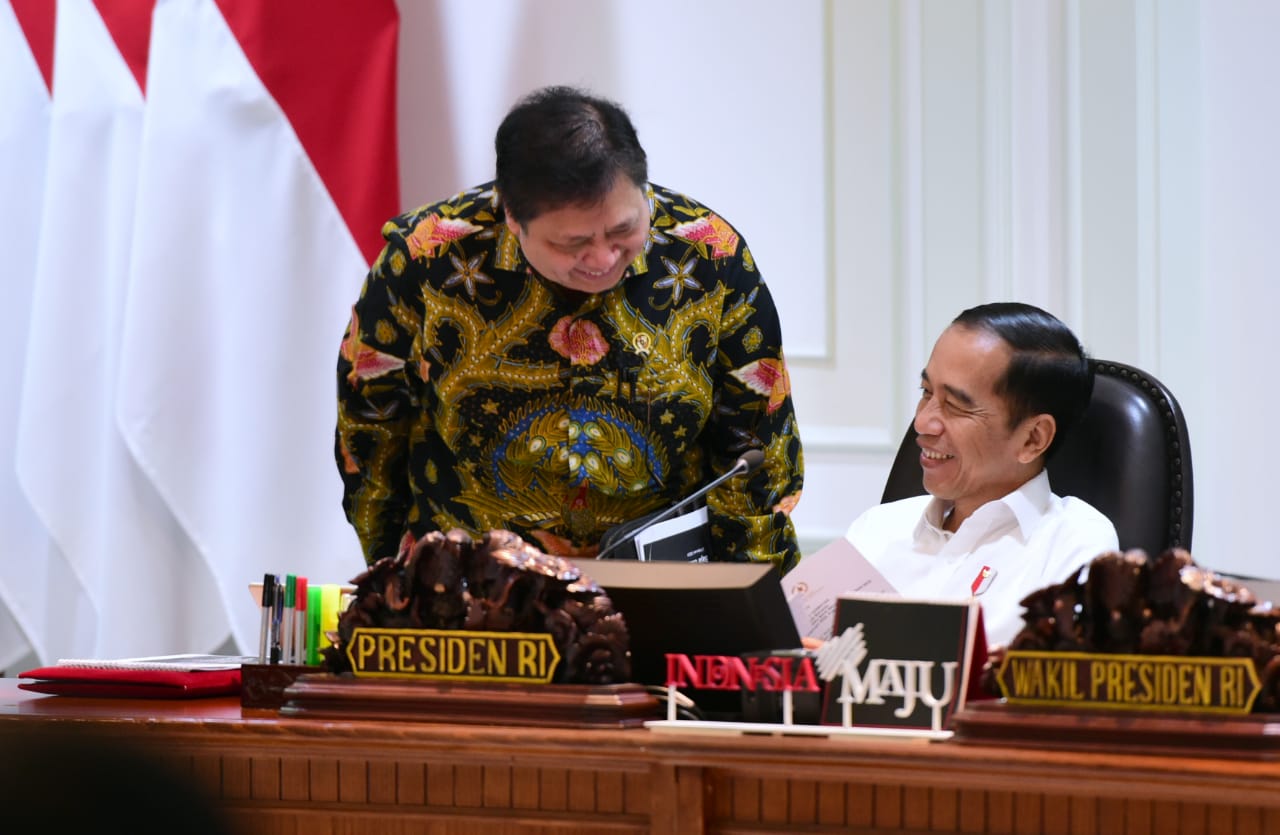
2, 679, 1278, 834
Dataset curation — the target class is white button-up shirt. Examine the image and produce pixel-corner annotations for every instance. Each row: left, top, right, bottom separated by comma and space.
845, 470, 1119, 646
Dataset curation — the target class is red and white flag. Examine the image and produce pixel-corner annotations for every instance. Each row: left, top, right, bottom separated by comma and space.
15, 0, 222, 662
0, 0, 57, 667
115, 0, 400, 653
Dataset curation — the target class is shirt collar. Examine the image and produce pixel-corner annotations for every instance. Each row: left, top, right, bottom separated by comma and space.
914, 469, 1052, 543
1001, 468, 1053, 536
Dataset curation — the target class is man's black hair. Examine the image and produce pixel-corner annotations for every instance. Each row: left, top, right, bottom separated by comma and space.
495, 86, 648, 226
951, 302, 1093, 457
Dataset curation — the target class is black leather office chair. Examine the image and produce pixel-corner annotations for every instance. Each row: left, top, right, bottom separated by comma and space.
879, 359, 1193, 556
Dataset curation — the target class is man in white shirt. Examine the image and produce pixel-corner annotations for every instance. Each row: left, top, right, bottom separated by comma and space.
846, 303, 1118, 646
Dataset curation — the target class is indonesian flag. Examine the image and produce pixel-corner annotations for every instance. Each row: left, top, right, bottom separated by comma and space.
0, 0, 56, 667
115, 0, 400, 653
14, 0, 224, 662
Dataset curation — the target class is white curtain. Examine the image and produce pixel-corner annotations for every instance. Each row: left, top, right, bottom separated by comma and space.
0, 0, 400, 665
0, 0, 54, 670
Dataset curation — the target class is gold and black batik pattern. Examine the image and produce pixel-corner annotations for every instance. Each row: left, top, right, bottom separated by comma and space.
336, 183, 804, 571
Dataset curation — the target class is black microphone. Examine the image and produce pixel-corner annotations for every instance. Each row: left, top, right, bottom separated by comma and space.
595, 449, 766, 560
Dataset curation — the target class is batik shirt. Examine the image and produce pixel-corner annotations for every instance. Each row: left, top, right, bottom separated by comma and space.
336, 182, 804, 571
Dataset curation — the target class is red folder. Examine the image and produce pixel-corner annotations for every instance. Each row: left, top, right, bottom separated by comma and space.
18, 665, 241, 699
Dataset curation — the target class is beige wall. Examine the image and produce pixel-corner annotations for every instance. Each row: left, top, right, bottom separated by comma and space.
394, 0, 1279, 578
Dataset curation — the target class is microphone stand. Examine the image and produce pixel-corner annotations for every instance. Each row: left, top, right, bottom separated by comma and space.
595, 450, 764, 560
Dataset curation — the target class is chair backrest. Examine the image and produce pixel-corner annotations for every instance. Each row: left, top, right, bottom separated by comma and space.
879, 359, 1194, 556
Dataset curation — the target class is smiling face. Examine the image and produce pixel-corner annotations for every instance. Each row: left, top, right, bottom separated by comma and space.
505, 176, 651, 294
914, 324, 1055, 530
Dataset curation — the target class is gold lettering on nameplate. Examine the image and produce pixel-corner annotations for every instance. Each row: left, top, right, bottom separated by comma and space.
996, 651, 1260, 716
346, 628, 562, 685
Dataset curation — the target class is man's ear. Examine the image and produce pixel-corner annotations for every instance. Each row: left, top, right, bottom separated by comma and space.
504, 212, 522, 238
1017, 414, 1057, 464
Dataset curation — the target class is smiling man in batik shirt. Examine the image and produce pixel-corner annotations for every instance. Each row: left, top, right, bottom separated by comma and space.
336, 86, 804, 571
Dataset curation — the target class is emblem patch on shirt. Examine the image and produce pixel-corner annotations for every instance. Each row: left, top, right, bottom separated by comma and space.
970, 565, 996, 596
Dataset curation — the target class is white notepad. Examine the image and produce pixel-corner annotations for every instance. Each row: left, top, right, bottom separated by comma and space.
52, 653, 257, 671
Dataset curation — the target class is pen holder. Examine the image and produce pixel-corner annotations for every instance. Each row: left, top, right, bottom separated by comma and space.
240, 663, 326, 710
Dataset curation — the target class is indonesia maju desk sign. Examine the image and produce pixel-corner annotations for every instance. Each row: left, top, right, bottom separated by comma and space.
816, 594, 987, 736
661, 650, 822, 725
648, 594, 985, 738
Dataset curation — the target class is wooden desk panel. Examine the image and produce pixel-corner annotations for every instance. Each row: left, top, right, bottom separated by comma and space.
3, 680, 1279, 834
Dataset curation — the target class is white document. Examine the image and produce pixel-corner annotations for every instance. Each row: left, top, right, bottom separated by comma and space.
783, 538, 897, 640
631, 506, 710, 562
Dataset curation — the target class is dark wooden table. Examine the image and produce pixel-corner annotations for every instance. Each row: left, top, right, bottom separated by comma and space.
2, 679, 1278, 834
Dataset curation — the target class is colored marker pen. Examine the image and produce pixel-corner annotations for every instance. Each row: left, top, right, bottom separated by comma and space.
294, 577, 308, 665
306, 584, 323, 665
270, 575, 284, 664
258, 573, 276, 663
282, 575, 296, 665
